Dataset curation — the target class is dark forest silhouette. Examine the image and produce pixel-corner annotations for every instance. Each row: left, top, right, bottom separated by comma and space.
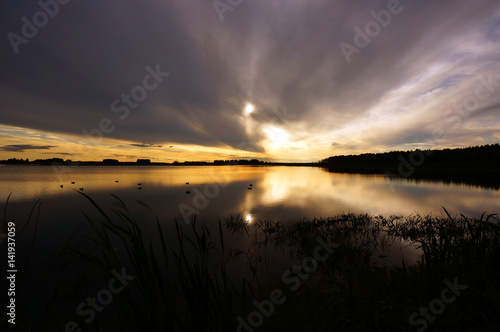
321, 143, 500, 189
321, 143, 500, 168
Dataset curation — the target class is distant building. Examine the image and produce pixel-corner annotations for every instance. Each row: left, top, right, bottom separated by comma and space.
137, 159, 151, 164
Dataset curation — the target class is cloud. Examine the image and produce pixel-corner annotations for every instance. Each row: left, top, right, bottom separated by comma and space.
42, 151, 73, 155
130, 142, 163, 148
0, 145, 56, 152
0, 0, 499, 161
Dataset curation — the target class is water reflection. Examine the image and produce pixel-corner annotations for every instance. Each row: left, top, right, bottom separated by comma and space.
0, 165, 498, 221
2, 164, 497, 326
244, 213, 253, 223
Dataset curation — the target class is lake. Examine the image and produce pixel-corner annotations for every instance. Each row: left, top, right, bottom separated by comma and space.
2, 164, 498, 265
1, 165, 498, 222
1, 165, 499, 330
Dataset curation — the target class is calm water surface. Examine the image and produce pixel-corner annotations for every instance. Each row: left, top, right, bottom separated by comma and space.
2, 164, 498, 261
1, 165, 498, 221
1, 165, 498, 322
0, 164, 498, 263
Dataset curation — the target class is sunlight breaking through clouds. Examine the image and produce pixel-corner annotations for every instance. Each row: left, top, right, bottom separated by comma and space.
0, 1, 499, 162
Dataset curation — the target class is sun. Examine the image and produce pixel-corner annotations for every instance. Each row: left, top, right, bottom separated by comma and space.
244, 104, 254, 115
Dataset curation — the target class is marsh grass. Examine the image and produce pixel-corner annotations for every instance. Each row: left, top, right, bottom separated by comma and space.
0, 193, 50, 330
2, 193, 500, 331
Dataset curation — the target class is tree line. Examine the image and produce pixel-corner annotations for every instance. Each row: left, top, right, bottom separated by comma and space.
321, 143, 500, 169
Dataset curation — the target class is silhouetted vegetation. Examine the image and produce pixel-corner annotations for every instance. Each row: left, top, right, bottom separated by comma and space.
1, 158, 30, 164
321, 143, 500, 169
213, 159, 264, 165
0, 158, 317, 167
3, 194, 499, 331
321, 143, 500, 189
103, 159, 120, 165
33, 158, 65, 165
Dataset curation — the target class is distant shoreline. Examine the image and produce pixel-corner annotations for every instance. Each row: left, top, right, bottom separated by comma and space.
0, 161, 320, 167
2, 162, 499, 172
2, 143, 498, 174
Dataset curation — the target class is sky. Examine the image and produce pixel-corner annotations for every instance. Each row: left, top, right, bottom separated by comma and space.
0, 0, 499, 163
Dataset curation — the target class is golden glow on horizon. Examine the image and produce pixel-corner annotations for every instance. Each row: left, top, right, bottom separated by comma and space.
0, 124, 271, 162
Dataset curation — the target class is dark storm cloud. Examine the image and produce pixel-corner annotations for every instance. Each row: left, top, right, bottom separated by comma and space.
1, 144, 56, 152
130, 142, 163, 148
0, 0, 499, 154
